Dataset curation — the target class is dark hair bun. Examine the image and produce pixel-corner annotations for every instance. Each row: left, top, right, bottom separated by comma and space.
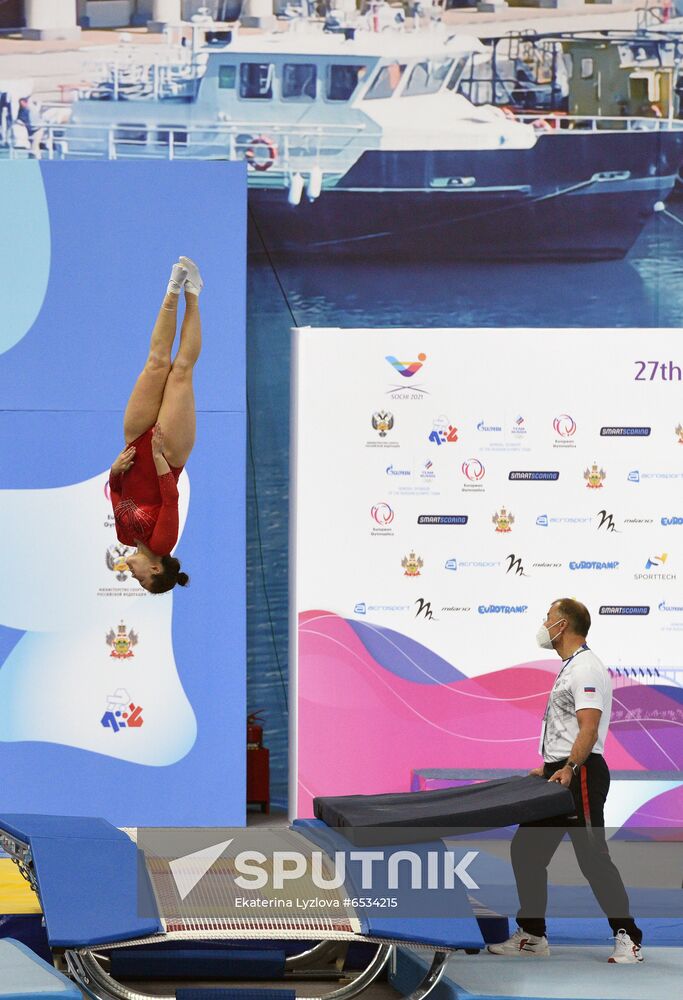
177, 572, 190, 587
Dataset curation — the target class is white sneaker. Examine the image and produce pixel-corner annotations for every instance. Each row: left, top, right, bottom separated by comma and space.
487, 926, 550, 956
179, 256, 203, 296
608, 929, 644, 963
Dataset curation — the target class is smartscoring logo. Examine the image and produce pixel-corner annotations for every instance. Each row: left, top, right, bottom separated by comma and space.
509, 471, 559, 481
569, 560, 619, 570
599, 606, 650, 616
600, 426, 651, 437
417, 514, 468, 525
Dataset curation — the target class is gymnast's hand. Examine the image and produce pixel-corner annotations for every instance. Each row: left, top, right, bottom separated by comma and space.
151, 422, 165, 459
111, 445, 136, 476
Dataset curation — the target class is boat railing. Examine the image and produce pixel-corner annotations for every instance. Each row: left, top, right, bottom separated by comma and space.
2, 118, 369, 169
510, 112, 683, 132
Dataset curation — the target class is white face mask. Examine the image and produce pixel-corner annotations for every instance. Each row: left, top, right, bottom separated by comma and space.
536, 618, 566, 650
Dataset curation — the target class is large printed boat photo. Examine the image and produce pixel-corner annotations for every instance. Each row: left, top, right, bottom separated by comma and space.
4, 14, 683, 261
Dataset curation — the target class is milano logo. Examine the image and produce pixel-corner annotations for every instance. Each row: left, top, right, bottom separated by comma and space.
506, 553, 529, 577
415, 598, 438, 621
596, 510, 620, 533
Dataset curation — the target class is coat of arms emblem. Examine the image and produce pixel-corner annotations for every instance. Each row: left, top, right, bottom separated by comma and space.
492, 507, 514, 532
106, 621, 138, 659
584, 463, 606, 489
401, 551, 424, 576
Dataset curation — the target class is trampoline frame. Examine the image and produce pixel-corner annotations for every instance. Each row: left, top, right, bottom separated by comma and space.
2, 829, 468, 1000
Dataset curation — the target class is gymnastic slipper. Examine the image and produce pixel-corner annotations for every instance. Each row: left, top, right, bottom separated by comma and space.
179, 256, 203, 296
167, 264, 187, 295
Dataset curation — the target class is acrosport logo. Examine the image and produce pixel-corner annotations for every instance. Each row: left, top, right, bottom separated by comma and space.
569, 560, 619, 570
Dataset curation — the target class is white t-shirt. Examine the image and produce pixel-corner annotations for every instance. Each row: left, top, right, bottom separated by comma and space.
539, 647, 612, 762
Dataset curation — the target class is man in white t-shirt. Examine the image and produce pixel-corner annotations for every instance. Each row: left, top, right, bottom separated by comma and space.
488, 598, 643, 964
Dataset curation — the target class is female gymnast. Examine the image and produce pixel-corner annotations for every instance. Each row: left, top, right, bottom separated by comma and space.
108, 257, 203, 593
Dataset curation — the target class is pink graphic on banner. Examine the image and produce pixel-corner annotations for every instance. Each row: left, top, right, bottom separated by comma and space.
297, 610, 675, 816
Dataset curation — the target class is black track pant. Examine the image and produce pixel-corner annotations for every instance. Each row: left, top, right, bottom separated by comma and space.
512, 754, 642, 943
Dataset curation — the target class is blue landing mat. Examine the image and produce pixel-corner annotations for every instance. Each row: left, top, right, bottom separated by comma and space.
392, 943, 683, 1000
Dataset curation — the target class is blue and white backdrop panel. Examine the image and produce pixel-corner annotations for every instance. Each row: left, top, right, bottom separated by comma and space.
0, 161, 247, 826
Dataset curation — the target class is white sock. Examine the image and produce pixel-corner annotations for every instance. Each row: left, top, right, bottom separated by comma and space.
167, 264, 187, 295
179, 255, 203, 296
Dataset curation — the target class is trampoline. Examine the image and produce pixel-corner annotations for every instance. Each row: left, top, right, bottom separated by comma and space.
0, 777, 574, 1000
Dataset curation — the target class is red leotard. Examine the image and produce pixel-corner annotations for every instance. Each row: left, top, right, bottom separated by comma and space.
108, 427, 184, 556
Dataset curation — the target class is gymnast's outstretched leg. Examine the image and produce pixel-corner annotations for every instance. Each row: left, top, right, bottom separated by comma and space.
122, 263, 188, 445
156, 257, 203, 469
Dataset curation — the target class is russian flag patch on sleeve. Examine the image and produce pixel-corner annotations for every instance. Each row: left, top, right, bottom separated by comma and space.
584, 686, 596, 693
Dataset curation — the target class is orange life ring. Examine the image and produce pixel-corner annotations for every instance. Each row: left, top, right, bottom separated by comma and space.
245, 134, 278, 171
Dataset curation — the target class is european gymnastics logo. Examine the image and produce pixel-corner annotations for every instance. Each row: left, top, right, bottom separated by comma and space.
386, 353, 427, 378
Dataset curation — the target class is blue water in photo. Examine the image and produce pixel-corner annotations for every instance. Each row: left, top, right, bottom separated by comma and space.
246, 211, 683, 806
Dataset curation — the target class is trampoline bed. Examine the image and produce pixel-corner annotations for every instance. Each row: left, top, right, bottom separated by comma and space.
0, 777, 574, 1000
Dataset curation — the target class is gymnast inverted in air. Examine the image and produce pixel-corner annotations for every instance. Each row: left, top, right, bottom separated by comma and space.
108, 257, 203, 593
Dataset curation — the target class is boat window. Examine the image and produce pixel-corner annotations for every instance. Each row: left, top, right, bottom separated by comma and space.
581, 58, 594, 79
155, 125, 188, 148
282, 63, 317, 100
447, 56, 470, 91
402, 58, 454, 97
326, 64, 368, 101
239, 63, 274, 99
364, 62, 406, 99
218, 65, 236, 89
114, 123, 147, 145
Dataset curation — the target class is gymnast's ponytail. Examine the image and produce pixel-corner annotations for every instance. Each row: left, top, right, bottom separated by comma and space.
149, 555, 190, 594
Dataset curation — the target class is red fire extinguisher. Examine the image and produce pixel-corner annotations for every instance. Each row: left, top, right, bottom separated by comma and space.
247, 711, 264, 749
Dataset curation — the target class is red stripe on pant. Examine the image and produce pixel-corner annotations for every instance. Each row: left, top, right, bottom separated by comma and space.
580, 766, 592, 829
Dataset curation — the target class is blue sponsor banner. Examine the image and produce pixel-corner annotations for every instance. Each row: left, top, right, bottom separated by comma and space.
0, 162, 247, 825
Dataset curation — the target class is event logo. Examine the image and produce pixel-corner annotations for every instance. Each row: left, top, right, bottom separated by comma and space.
584, 463, 606, 489
105, 543, 135, 582
477, 419, 502, 433
509, 471, 559, 482
596, 510, 619, 532
371, 503, 395, 525
659, 600, 683, 612
599, 606, 650, 616
372, 411, 394, 438
635, 553, 675, 581
462, 459, 485, 481
386, 464, 411, 477
429, 416, 458, 446
676, 423, 683, 444
553, 414, 576, 437
402, 551, 424, 577
569, 560, 619, 570
492, 507, 514, 532
505, 553, 529, 577
106, 621, 138, 659
627, 469, 683, 483
536, 513, 592, 527
417, 514, 468, 525
100, 689, 144, 734
478, 604, 528, 614
511, 415, 527, 435
661, 516, 683, 526
386, 353, 427, 378
600, 426, 650, 437
354, 602, 410, 615
415, 598, 438, 621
